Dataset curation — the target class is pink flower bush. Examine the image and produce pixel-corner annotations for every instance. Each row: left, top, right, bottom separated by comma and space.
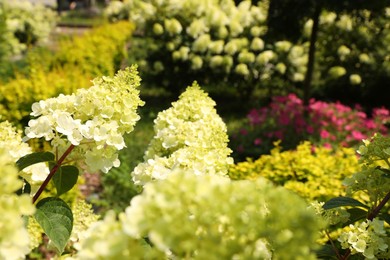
231, 93, 389, 160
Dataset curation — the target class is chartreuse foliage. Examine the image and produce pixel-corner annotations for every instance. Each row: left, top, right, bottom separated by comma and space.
229, 141, 360, 201
0, 21, 134, 127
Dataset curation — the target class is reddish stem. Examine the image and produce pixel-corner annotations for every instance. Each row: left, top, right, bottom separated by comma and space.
32, 144, 75, 204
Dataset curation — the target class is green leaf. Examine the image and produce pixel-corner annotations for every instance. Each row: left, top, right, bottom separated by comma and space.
379, 212, 390, 225
315, 244, 338, 259
376, 166, 390, 178
323, 197, 369, 210
343, 208, 368, 226
16, 152, 54, 171
52, 165, 79, 196
34, 197, 73, 255
16, 177, 31, 195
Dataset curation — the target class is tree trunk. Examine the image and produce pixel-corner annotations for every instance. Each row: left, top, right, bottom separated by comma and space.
303, 4, 321, 107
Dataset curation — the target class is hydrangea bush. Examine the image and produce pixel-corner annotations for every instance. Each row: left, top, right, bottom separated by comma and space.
75, 171, 324, 260
231, 93, 389, 159
1, 0, 57, 55
104, 0, 308, 97
317, 134, 390, 259
105, 1, 389, 105
313, 8, 390, 105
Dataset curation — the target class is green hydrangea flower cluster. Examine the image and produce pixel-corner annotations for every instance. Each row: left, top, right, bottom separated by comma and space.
132, 82, 233, 185
25, 66, 144, 173
74, 172, 323, 259
72, 211, 163, 260
0, 149, 35, 260
344, 134, 390, 203
229, 141, 359, 201
0, 120, 49, 193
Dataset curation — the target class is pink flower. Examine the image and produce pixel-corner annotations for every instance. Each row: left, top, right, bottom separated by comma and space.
320, 129, 330, 139
351, 130, 366, 141
254, 138, 262, 145
323, 143, 332, 149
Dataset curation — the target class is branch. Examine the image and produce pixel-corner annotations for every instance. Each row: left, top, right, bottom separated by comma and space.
32, 144, 75, 204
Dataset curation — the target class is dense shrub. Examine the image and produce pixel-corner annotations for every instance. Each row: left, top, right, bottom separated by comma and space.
230, 93, 389, 159
313, 8, 390, 106
105, 1, 390, 105
0, 21, 135, 127
1, 1, 57, 55
55, 21, 134, 77
105, 0, 309, 97
229, 141, 360, 201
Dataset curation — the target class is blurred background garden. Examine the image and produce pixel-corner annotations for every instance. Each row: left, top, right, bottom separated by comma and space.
0, 0, 389, 257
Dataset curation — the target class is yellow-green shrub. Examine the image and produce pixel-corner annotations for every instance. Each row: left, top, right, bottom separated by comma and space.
0, 65, 90, 125
55, 21, 134, 77
0, 21, 135, 126
228, 141, 360, 201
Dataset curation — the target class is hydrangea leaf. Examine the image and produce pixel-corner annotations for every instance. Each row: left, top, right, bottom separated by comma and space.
315, 244, 337, 259
16, 152, 54, 171
379, 212, 390, 225
16, 177, 31, 195
323, 196, 369, 210
52, 165, 79, 196
34, 197, 73, 255
343, 208, 368, 226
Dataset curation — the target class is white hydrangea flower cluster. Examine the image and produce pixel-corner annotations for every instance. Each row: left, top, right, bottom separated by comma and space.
131, 82, 233, 185
0, 120, 49, 194
0, 149, 35, 260
338, 218, 389, 259
25, 66, 144, 173
2, 0, 57, 55
74, 172, 323, 259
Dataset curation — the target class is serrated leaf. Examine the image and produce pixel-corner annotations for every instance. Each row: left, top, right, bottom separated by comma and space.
34, 197, 73, 255
53, 165, 79, 196
16, 152, 54, 171
323, 197, 369, 210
